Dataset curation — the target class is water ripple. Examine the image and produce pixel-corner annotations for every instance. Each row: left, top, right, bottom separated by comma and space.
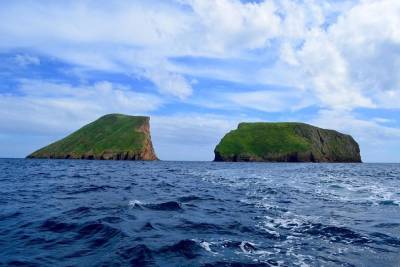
0, 159, 399, 266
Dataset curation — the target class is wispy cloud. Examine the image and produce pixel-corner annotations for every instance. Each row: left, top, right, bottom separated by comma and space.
0, 0, 399, 161
14, 54, 40, 67
151, 113, 262, 161
0, 80, 163, 135
143, 69, 193, 99
1, 0, 399, 108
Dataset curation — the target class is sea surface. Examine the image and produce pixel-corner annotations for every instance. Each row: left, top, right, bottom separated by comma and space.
0, 159, 399, 266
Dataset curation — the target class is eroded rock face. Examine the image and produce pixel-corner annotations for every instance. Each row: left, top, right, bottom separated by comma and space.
214, 122, 362, 163
27, 114, 158, 161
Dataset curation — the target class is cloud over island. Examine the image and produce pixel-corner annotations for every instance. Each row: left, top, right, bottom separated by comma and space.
0, 0, 399, 161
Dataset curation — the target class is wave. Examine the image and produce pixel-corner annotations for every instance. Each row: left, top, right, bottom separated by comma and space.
129, 200, 144, 208
100, 216, 123, 224
141, 222, 156, 231
39, 219, 77, 233
76, 221, 124, 249
303, 223, 370, 244
0, 211, 22, 221
77, 222, 121, 237
6, 260, 39, 267
63, 206, 92, 217
146, 201, 182, 211
202, 261, 271, 267
178, 195, 202, 202
176, 219, 231, 234
239, 241, 257, 253
370, 232, 400, 247
378, 200, 399, 206
374, 222, 400, 228
67, 184, 116, 195
159, 239, 202, 259
129, 200, 182, 211
2, 160, 400, 266
222, 240, 257, 253
117, 244, 154, 266
38, 218, 125, 252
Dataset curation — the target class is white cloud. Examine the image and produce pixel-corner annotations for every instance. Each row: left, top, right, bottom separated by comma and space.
15, 54, 40, 67
0, 1, 193, 97
225, 89, 313, 112
296, 29, 375, 109
278, 0, 324, 39
185, 85, 315, 113
374, 89, 400, 109
280, 42, 299, 66
1, 0, 399, 109
0, 80, 163, 135
285, 0, 400, 110
143, 69, 193, 99
183, 0, 280, 53
1, 0, 400, 161
372, 117, 395, 124
311, 109, 400, 142
151, 113, 261, 160
0, 0, 280, 98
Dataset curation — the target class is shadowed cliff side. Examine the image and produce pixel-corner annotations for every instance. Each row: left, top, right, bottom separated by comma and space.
27, 114, 158, 160
214, 122, 361, 163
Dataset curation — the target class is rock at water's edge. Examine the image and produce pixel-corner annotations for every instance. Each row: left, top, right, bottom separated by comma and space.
214, 122, 361, 163
27, 114, 158, 161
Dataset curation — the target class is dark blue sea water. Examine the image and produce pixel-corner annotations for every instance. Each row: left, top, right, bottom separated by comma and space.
0, 159, 399, 266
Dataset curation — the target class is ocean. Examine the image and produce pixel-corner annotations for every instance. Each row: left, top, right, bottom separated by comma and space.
0, 159, 399, 266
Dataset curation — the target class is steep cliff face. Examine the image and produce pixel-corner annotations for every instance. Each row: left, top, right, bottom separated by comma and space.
214, 122, 361, 163
27, 114, 158, 160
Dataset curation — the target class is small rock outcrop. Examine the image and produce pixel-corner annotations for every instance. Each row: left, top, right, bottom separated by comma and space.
27, 114, 158, 160
214, 122, 361, 163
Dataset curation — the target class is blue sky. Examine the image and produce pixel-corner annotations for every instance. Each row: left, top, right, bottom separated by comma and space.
1, 0, 400, 162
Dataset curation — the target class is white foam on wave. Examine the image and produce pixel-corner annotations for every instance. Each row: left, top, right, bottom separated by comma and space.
311, 175, 400, 207
258, 221, 280, 237
128, 199, 143, 207
192, 239, 219, 255
199, 237, 312, 267
257, 213, 311, 237
200, 241, 213, 252
284, 244, 314, 267
239, 241, 256, 253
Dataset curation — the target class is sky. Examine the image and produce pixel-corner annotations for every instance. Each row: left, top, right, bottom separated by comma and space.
0, 0, 399, 162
